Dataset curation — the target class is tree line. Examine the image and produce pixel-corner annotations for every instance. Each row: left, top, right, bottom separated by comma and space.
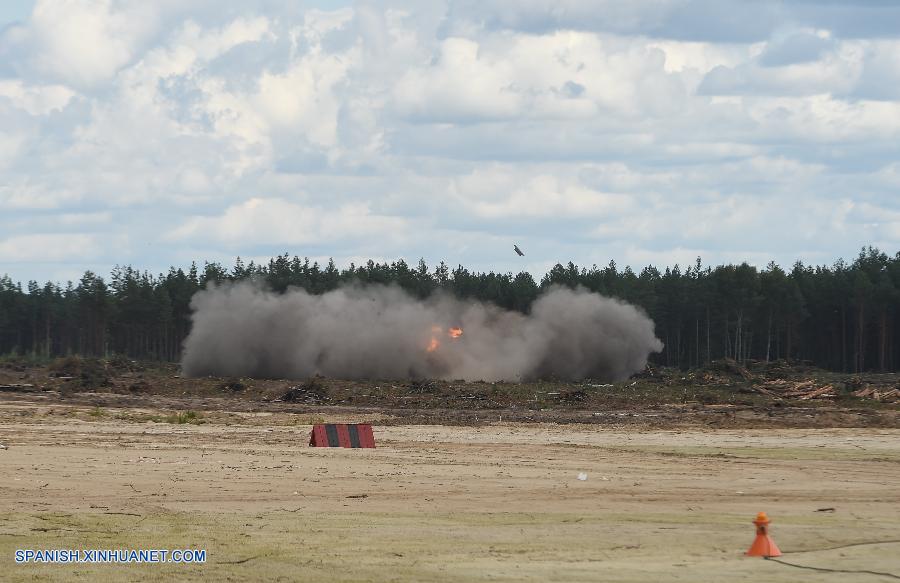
1, 247, 898, 372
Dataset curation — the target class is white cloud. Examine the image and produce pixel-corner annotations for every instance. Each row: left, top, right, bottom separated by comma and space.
647, 39, 752, 74
57, 211, 113, 225
699, 41, 864, 96
449, 166, 633, 219
0, 80, 75, 114
392, 31, 690, 122
167, 197, 408, 248
251, 45, 356, 147
853, 40, 900, 100
0, 233, 100, 262
11, 0, 163, 88
1, 1, 899, 282
393, 37, 524, 122
758, 29, 835, 67
0, 129, 28, 171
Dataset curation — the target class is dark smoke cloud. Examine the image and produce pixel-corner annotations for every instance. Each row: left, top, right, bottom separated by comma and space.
181, 282, 663, 382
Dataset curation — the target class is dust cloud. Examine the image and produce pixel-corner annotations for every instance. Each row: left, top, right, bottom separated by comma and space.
181, 282, 663, 382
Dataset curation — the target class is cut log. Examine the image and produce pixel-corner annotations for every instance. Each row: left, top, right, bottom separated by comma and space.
796, 385, 836, 400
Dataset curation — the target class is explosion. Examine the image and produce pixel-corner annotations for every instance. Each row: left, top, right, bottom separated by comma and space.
426, 326, 464, 353
181, 282, 663, 382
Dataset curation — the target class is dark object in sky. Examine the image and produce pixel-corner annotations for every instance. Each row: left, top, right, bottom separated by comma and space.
514, 244, 524, 256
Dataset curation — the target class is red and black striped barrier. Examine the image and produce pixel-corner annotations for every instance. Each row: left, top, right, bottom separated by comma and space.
309, 423, 375, 448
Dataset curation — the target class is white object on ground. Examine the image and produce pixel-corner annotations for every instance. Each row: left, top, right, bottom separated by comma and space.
577, 472, 588, 481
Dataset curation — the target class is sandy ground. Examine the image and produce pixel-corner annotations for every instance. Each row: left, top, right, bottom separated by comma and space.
0, 399, 899, 582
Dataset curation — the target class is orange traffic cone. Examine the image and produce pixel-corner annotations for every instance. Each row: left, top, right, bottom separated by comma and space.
745, 512, 782, 557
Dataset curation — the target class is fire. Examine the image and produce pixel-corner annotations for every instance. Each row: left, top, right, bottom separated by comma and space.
426, 326, 463, 352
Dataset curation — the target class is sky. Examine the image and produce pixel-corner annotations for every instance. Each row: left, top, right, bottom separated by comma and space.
1, 0, 899, 285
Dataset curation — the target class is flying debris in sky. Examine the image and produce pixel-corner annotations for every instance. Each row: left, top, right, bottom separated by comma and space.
514, 245, 525, 257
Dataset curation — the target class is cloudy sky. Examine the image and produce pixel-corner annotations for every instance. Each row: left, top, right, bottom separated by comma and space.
1, 0, 898, 284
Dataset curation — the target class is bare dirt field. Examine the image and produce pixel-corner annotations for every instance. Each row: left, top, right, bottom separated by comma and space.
1, 394, 899, 582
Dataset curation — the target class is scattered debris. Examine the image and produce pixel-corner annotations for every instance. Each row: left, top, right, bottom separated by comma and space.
815, 508, 836, 513
220, 380, 246, 392
753, 379, 838, 400
107, 355, 145, 373
0, 443, 7, 450
632, 359, 754, 387
128, 381, 150, 393
852, 386, 900, 403
559, 390, 588, 404
278, 378, 329, 404
633, 364, 660, 380
346, 494, 369, 499
709, 358, 754, 382
50, 357, 111, 390
408, 379, 439, 394
49, 356, 85, 378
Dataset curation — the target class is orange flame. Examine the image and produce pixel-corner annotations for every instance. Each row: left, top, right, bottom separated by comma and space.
426, 326, 463, 352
